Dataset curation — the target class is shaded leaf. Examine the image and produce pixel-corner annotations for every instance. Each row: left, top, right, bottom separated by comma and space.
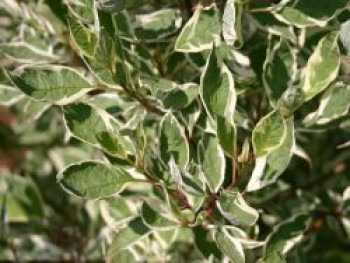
274, 0, 348, 28
264, 214, 312, 261
141, 202, 178, 230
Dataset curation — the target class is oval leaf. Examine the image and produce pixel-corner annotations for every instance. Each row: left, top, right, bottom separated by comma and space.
175, 4, 221, 53
108, 217, 150, 260
159, 112, 189, 169
199, 133, 225, 193
5, 66, 93, 105
57, 161, 135, 199
301, 31, 340, 102
217, 190, 259, 226
252, 110, 286, 157
214, 228, 245, 263
200, 46, 236, 125
64, 102, 118, 146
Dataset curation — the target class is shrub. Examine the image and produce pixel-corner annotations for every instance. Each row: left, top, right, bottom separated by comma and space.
1, 0, 350, 262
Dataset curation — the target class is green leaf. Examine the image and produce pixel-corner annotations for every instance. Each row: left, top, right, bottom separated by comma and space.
100, 197, 136, 226
96, 131, 128, 159
162, 83, 199, 110
304, 82, 350, 125
1, 173, 44, 222
252, 110, 286, 157
200, 46, 236, 125
217, 115, 237, 157
199, 133, 225, 193
175, 4, 221, 53
217, 190, 259, 226
340, 20, 350, 55
139, 75, 176, 95
273, 0, 349, 28
301, 31, 340, 102
108, 217, 150, 259
5, 66, 93, 105
0, 42, 59, 62
57, 161, 135, 199
0, 84, 23, 106
263, 39, 297, 107
222, 0, 237, 46
247, 118, 294, 192
67, 0, 96, 24
225, 226, 265, 249
263, 119, 294, 182
193, 227, 222, 260
141, 202, 178, 230
63, 102, 118, 146
260, 252, 286, 263
87, 29, 116, 85
159, 112, 189, 169
134, 9, 181, 40
99, 0, 126, 13
68, 15, 98, 57
263, 214, 312, 261
214, 228, 245, 263
252, 13, 296, 42
113, 11, 135, 40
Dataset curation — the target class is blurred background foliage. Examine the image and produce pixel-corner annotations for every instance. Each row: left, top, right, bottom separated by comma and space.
0, 0, 350, 262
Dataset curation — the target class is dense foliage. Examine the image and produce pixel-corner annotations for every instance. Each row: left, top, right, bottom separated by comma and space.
1, 0, 350, 262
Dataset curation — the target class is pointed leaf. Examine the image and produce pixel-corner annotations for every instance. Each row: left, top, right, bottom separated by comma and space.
5, 66, 93, 105
222, 0, 236, 46
273, 0, 348, 28
247, 118, 294, 192
63, 102, 118, 146
108, 217, 151, 260
217, 115, 237, 157
68, 15, 98, 57
99, 0, 126, 13
263, 39, 297, 107
340, 20, 350, 55
200, 46, 236, 124
57, 161, 135, 199
0, 42, 59, 63
301, 31, 340, 102
141, 202, 178, 230
96, 131, 128, 159
199, 133, 225, 193
159, 112, 189, 169
193, 227, 222, 260
252, 110, 286, 157
175, 4, 221, 53
304, 82, 350, 125
214, 228, 245, 263
217, 190, 259, 226
0, 84, 23, 106
264, 214, 312, 261
162, 83, 199, 110
135, 9, 182, 40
